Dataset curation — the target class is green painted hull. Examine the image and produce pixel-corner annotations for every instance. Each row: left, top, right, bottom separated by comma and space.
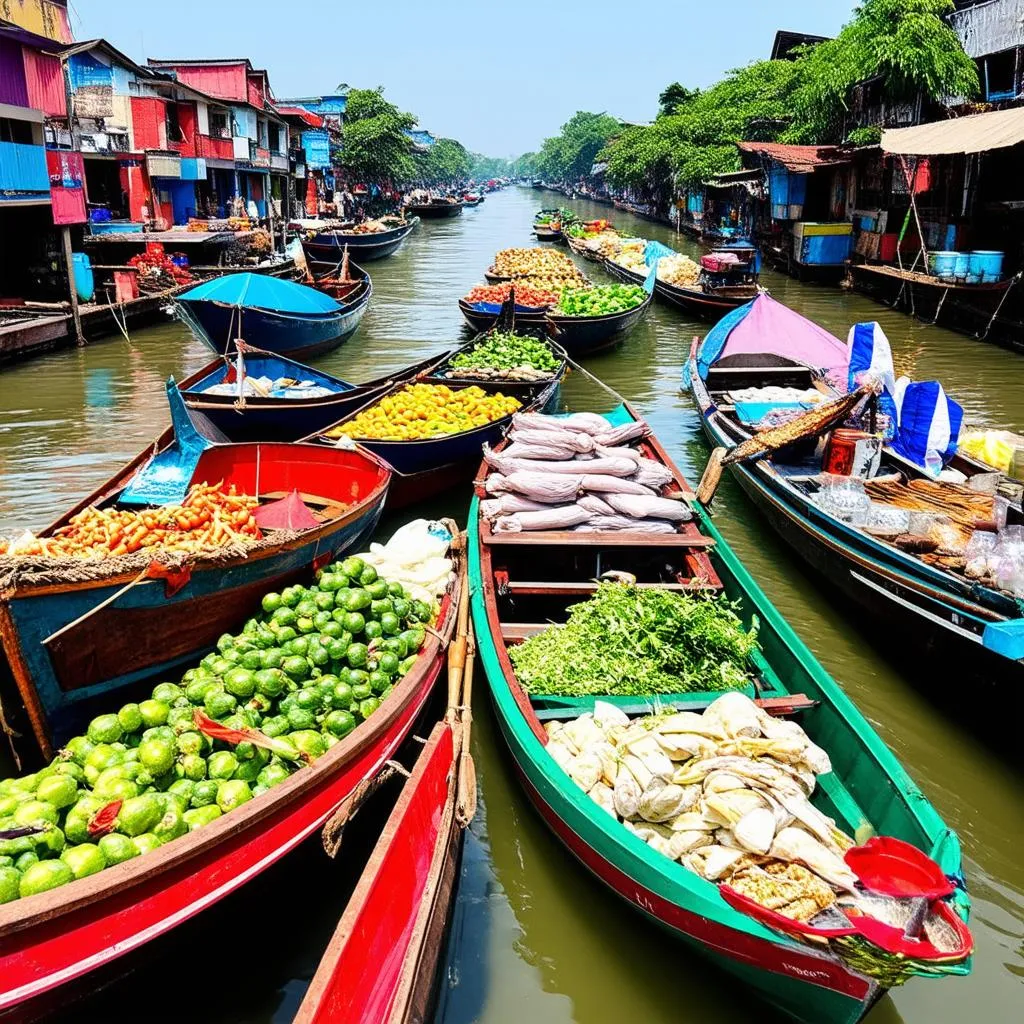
469, 455, 970, 1023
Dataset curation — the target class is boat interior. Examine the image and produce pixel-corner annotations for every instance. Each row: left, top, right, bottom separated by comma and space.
183, 354, 348, 396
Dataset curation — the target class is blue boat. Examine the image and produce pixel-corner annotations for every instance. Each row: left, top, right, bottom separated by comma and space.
0, 385, 391, 762
302, 218, 418, 265
177, 347, 440, 443
176, 271, 371, 360
684, 293, 1022, 709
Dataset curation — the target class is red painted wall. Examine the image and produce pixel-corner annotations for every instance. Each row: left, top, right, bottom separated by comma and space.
163, 64, 248, 101
23, 48, 66, 116
120, 162, 151, 222
131, 98, 167, 151
177, 103, 197, 156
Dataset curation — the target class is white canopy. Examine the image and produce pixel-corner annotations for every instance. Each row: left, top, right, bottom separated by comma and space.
882, 106, 1024, 156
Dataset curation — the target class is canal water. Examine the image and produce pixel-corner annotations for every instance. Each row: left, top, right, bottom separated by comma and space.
1, 187, 1020, 1023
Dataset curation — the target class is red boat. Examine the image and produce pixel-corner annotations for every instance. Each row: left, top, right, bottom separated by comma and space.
297, 717, 469, 1023
0, 546, 465, 1021
297, 555, 475, 1024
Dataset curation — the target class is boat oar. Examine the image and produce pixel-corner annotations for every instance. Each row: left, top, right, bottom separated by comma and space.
456, 620, 477, 828
447, 541, 471, 713
697, 448, 727, 506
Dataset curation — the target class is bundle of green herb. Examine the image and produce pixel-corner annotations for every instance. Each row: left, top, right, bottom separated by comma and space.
509, 583, 758, 696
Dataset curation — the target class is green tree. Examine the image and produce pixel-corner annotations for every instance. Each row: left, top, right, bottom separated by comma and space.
537, 112, 621, 183
787, 0, 979, 142
657, 82, 699, 117
338, 87, 416, 182
415, 137, 472, 184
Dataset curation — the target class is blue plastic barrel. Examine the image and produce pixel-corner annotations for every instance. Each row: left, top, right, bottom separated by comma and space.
71, 252, 95, 303
953, 253, 970, 279
930, 251, 958, 280
969, 251, 1004, 283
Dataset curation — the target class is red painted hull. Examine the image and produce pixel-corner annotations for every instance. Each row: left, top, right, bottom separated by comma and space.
512, 763, 878, 1021
297, 719, 461, 1024
0, 593, 459, 1020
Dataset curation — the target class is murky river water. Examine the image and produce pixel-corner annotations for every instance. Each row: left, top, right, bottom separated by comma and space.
1, 188, 1020, 1023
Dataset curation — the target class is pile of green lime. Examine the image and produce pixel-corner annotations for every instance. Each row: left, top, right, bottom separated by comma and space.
0, 555, 433, 904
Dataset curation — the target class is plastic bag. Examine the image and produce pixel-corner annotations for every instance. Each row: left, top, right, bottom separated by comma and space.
365, 519, 451, 568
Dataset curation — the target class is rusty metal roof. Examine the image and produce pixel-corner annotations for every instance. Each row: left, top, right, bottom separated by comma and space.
737, 142, 853, 172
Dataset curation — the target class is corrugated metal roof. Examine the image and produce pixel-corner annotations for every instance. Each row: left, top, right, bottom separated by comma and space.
882, 106, 1024, 155
276, 105, 324, 128
737, 142, 852, 172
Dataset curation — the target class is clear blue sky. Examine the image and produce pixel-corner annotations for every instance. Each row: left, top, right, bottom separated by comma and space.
74, 0, 854, 156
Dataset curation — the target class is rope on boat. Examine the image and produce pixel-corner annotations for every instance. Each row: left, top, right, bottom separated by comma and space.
974, 270, 1021, 340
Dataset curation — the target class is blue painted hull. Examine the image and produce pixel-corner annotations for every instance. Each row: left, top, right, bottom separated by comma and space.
179, 295, 368, 360
303, 220, 416, 262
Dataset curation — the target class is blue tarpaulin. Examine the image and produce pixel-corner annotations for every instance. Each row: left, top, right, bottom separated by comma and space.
179, 274, 341, 315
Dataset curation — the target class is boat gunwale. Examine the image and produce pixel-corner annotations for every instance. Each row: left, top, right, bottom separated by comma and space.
2, 442, 393, 598
0, 550, 463, 937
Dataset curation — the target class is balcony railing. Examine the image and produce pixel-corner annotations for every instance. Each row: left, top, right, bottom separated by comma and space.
195, 134, 235, 161
0, 141, 50, 195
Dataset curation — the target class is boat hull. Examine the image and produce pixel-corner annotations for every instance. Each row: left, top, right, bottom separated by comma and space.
545, 292, 653, 356
302, 220, 417, 263
0, 620, 450, 1022
178, 290, 369, 360
405, 203, 463, 219
656, 280, 754, 319
457, 300, 548, 334
469, 509, 882, 1024
0, 443, 389, 757
296, 719, 463, 1024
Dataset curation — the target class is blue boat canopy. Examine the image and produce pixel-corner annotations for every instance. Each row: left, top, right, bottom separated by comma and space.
179, 273, 342, 315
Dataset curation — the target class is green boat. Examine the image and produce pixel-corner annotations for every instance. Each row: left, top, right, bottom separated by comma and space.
468, 403, 972, 1024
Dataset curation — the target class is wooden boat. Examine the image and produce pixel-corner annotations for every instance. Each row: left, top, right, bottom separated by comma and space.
463, 194, 484, 207
176, 271, 370, 360
302, 218, 418, 263
483, 266, 511, 283
297, 557, 475, 1024
457, 297, 548, 334
469, 402, 971, 1024
545, 289, 653, 357
421, 331, 567, 404
307, 377, 558, 508
533, 224, 561, 241
603, 254, 759, 321
0, 402, 391, 762
404, 200, 463, 219
0, 537, 463, 1022
656, 278, 759, 319
684, 293, 1024, 700
177, 348, 439, 443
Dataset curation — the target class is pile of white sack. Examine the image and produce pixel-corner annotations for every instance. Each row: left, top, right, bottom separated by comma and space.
480, 412, 691, 534
354, 520, 454, 607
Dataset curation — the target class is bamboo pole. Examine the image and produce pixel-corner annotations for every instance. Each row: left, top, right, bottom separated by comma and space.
62, 226, 84, 347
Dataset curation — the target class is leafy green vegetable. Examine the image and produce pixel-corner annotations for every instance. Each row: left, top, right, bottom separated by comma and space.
555, 284, 645, 317
509, 583, 758, 697
450, 332, 559, 374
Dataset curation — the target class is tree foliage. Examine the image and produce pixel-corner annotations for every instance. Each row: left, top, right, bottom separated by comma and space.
658, 82, 699, 117
415, 137, 472, 184
786, 0, 979, 143
536, 112, 622, 182
338, 88, 416, 182
599, 0, 978, 192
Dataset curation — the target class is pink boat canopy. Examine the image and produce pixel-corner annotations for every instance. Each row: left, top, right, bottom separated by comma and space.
697, 293, 850, 379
